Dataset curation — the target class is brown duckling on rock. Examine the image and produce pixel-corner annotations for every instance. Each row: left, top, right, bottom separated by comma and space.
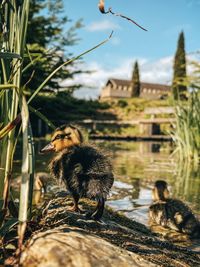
40, 124, 114, 220
149, 180, 200, 238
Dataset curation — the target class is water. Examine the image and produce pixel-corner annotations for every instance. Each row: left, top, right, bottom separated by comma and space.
13, 140, 200, 247
95, 141, 200, 223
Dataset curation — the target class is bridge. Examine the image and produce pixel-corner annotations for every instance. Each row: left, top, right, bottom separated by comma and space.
79, 107, 176, 139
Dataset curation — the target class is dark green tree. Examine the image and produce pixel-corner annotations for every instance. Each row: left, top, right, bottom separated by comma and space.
131, 61, 140, 97
172, 31, 187, 99
23, 0, 83, 94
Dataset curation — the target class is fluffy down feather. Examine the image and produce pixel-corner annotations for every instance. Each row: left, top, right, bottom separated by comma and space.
49, 144, 114, 200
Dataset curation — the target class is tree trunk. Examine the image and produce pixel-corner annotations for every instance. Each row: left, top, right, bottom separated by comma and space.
21, 193, 200, 267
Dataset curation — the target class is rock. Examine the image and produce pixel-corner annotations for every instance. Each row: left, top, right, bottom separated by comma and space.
20, 193, 200, 267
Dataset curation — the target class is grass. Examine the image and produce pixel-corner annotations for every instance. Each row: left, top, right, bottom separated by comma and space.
103, 97, 171, 121
93, 97, 173, 136
170, 57, 200, 166
171, 90, 200, 166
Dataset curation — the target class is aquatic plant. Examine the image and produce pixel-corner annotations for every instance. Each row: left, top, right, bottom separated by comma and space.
171, 60, 200, 166
0, 0, 33, 250
0, 0, 113, 254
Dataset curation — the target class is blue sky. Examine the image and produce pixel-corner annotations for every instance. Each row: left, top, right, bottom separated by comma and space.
61, 0, 200, 98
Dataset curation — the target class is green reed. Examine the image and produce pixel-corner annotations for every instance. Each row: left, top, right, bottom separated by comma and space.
0, 0, 32, 248
172, 62, 200, 166
0, 1, 112, 251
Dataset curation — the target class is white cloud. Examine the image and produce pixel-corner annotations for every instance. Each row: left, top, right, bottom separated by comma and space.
86, 19, 120, 32
61, 56, 174, 99
140, 56, 173, 85
62, 54, 197, 99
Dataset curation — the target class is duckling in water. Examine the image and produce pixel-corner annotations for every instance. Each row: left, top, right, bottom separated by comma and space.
40, 125, 114, 220
149, 180, 200, 238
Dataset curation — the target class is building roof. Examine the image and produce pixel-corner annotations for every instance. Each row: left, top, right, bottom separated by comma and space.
141, 82, 171, 91
106, 78, 171, 91
106, 79, 131, 87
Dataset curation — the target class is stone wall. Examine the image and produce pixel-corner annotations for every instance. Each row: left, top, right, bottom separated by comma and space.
100, 86, 132, 99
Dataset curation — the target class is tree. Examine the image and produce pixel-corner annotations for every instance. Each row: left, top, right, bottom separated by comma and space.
131, 61, 140, 97
172, 31, 187, 99
23, 0, 83, 94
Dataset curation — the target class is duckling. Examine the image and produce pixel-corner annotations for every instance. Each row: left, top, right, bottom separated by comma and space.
149, 180, 200, 238
40, 124, 114, 220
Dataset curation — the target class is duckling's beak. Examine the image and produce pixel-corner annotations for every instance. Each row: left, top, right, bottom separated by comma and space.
40, 142, 55, 154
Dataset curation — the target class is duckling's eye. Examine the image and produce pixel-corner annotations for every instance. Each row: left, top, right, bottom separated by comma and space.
65, 133, 71, 139
52, 134, 64, 141
52, 133, 71, 142
55, 134, 62, 140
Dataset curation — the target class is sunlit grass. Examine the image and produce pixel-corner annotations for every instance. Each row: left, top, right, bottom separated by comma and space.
171, 90, 200, 166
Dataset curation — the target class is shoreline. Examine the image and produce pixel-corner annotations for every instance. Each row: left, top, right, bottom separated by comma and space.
89, 134, 172, 142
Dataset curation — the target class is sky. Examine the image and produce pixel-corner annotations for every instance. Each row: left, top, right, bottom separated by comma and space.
60, 0, 200, 99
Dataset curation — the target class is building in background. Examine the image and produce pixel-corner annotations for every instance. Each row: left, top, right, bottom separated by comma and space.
100, 78, 171, 100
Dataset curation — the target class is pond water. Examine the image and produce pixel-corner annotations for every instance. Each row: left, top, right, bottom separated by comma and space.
97, 141, 200, 222
13, 140, 200, 248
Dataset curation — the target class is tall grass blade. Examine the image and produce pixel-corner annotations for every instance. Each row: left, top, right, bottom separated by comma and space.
29, 106, 56, 130
28, 32, 113, 104
18, 95, 30, 248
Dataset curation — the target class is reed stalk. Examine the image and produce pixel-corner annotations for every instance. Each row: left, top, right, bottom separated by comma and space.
172, 59, 200, 166
0, 0, 32, 248
0, 0, 112, 250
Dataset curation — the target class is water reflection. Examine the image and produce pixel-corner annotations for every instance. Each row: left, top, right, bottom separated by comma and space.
131, 178, 140, 199
13, 140, 200, 214
173, 163, 200, 212
12, 140, 200, 246
97, 141, 200, 221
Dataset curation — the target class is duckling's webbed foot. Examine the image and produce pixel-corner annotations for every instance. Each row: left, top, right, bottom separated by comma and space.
85, 197, 105, 220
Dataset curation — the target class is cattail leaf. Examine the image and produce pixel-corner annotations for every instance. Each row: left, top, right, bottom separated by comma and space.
0, 218, 18, 237
8, 200, 19, 218
0, 209, 7, 227
0, 200, 4, 210
27, 123, 35, 219
0, 52, 21, 59
1, 0, 15, 11
18, 94, 30, 248
28, 33, 112, 104
0, 114, 22, 140
0, 84, 18, 90
29, 106, 56, 130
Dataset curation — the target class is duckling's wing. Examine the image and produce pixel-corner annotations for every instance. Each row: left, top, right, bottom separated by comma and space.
75, 145, 114, 199
149, 203, 168, 226
166, 199, 192, 217
82, 146, 113, 175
